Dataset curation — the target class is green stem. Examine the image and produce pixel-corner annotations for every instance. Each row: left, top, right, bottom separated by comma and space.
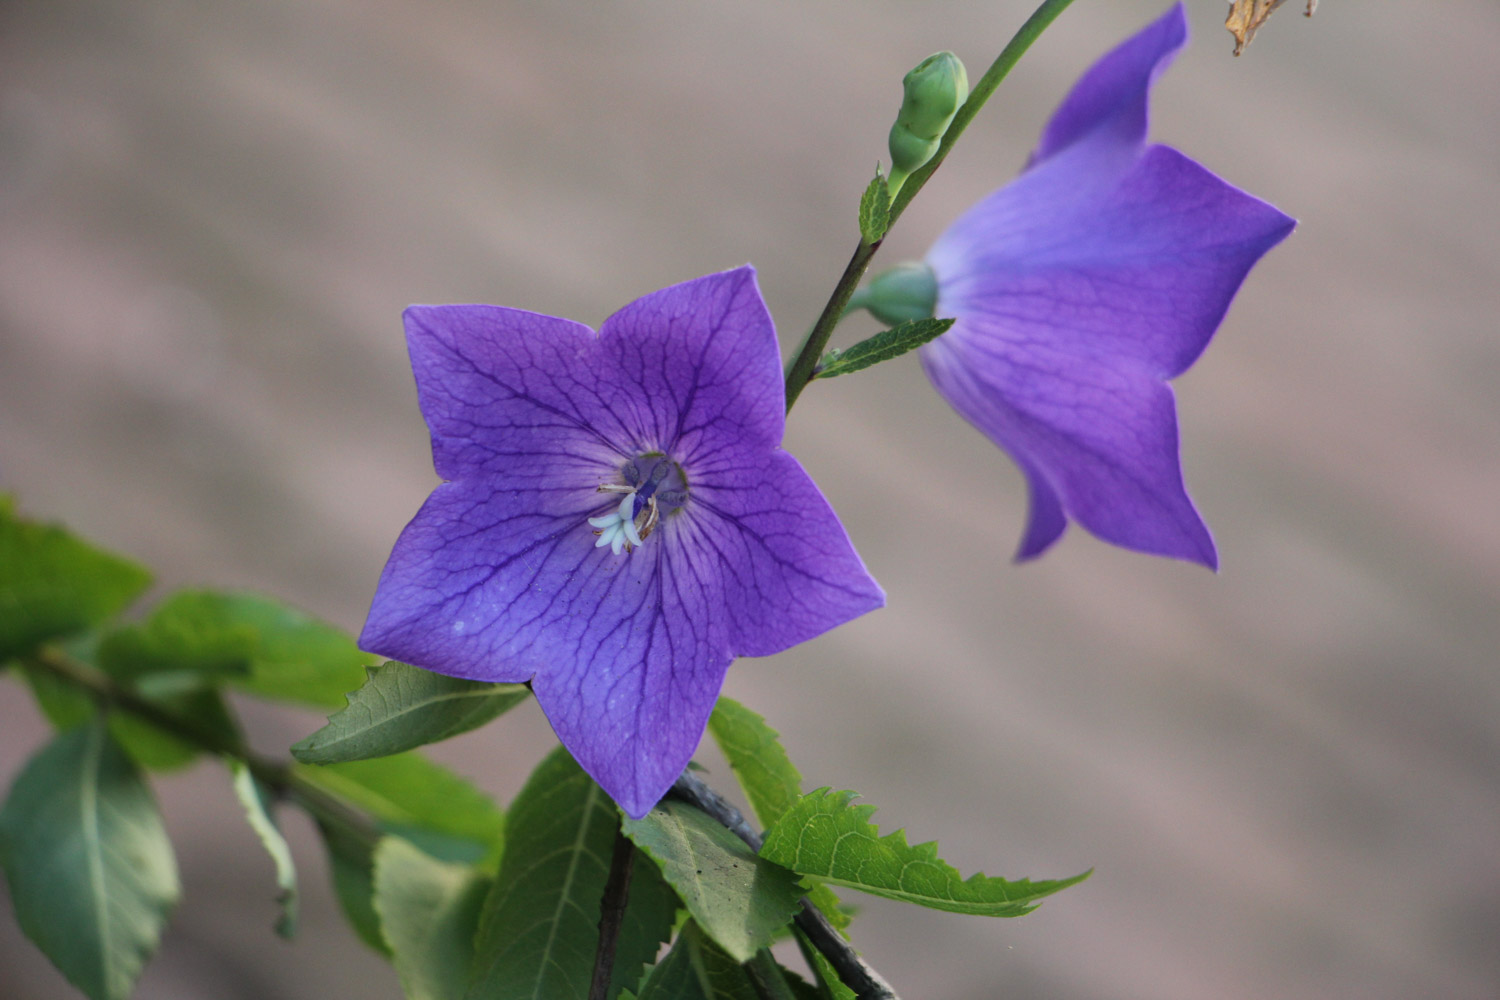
782, 0, 1081, 413
26, 647, 380, 850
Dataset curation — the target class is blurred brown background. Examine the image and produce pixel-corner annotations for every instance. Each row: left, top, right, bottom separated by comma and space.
2, 1, 1497, 998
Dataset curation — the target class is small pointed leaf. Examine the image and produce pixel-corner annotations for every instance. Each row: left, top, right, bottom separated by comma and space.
0, 722, 179, 1000
622, 800, 802, 963
0, 497, 151, 663
293, 661, 529, 764
373, 836, 490, 1000
230, 760, 299, 937
761, 789, 1089, 916
857, 170, 891, 244
814, 318, 954, 380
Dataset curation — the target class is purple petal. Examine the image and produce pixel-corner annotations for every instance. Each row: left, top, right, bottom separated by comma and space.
1031, 2, 1187, 167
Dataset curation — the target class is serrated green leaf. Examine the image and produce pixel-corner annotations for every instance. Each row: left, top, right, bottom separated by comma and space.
761, 789, 1089, 917
0, 722, 179, 1000
230, 761, 298, 938
706, 700, 851, 933
465, 746, 619, 1000
622, 800, 802, 963
634, 922, 759, 1000
295, 753, 504, 865
0, 498, 152, 663
97, 590, 374, 708
814, 317, 954, 380
857, 170, 891, 244
373, 836, 490, 1000
293, 661, 529, 764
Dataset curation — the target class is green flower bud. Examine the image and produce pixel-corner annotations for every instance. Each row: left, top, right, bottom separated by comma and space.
846, 262, 938, 327
887, 51, 969, 191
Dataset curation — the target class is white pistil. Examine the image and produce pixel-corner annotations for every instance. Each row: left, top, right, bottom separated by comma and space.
588, 487, 660, 555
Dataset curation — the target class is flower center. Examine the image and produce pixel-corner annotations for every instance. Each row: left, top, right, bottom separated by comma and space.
588, 454, 688, 555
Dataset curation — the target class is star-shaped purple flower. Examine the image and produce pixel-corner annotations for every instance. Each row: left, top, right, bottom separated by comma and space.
920, 2, 1295, 567
360, 267, 884, 817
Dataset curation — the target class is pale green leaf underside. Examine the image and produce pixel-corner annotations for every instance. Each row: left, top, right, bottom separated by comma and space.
374, 835, 490, 1000
623, 800, 802, 963
761, 789, 1090, 917
293, 660, 528, 764
0, 723, 179, 1000
230, 761, 298, 937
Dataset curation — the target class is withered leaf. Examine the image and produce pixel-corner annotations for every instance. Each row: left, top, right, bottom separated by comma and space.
1226, 0, 1318, 56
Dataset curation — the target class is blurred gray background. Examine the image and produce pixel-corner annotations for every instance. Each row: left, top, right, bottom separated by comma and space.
2, 1, 1497, 998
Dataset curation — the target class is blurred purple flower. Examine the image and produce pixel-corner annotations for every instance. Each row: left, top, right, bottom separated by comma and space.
921, 2, 1295, 567
360, 267, 883, 817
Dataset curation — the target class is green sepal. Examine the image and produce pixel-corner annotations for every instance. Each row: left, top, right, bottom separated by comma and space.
0, 497, 152, 664
622, 799, 803, 963
373, 835, 490, 1000
761, 788, 1090, 917
229, 761, 299, 938
0, 721, 180, 1000
292, 660, 529, 764
466, 745, 675, 1000
815, 318, 953, 381
857, 169, 891, 244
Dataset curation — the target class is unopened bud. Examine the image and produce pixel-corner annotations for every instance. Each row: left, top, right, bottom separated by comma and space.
887, 52, 968, 192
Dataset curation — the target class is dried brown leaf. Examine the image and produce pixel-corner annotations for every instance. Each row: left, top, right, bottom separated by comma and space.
1226, 0, 1318, 56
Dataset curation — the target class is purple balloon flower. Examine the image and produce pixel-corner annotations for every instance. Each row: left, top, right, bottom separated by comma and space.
361, 267, 884, 817
920, 2, 1295, 567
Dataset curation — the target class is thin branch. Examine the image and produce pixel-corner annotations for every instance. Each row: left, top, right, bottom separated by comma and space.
782, 0, 1081, 413
588, 824, 637, 1000
669, 771, 900, 1000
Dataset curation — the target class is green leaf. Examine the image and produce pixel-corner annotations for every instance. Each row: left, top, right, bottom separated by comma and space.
706, 699, 850, 932
761, 789, 1090, 917
98, 590, 374, 708
622, 800, 802, 963
0, 722, 179, 1000
857, 170, 891, 244
373, 835, 490, 1000
633, 922, 758, 1000
706, 698, 802, 829
230, 761, 299, 938
610, 849, 680, 1000
295, 753, 504, 866
814, 317, 954, 380
318, 820, 388, 954
794, 931, 856, 1000
466, 745, 618, 1000
0, 497, 152, 663
292, 661, 529, 764
108, 688, 241, 771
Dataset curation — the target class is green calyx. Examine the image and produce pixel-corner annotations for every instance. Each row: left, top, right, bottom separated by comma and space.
845, 262, 938, 326
887, 51, 969, 192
